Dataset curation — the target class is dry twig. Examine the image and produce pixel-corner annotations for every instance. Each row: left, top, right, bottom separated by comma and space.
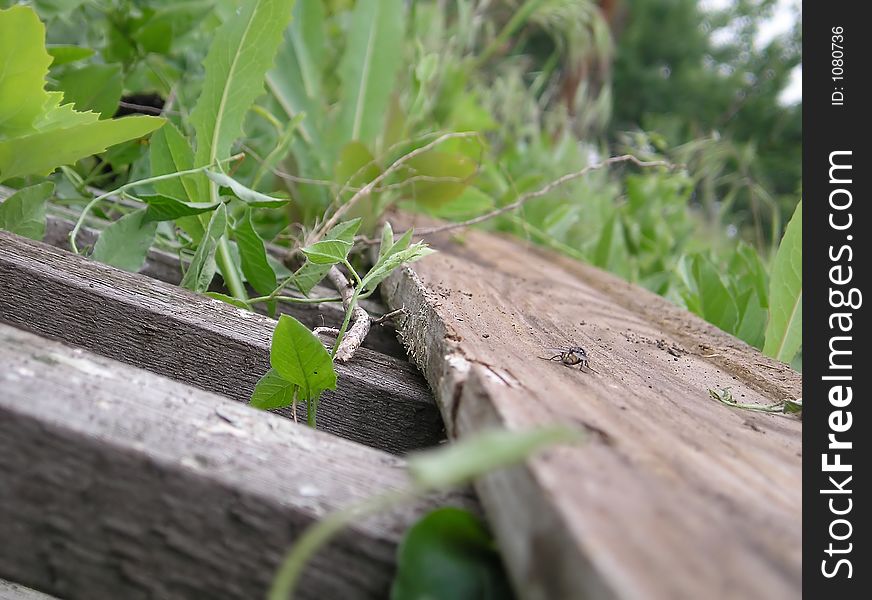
326, 266, 370, 362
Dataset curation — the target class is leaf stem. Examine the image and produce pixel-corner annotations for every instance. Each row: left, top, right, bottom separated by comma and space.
68, 153, 245, 254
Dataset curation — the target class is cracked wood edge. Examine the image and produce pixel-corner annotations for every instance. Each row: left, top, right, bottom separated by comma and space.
380, 218, 801, 600
0, 323, 475, 600
0, 231, 444, 454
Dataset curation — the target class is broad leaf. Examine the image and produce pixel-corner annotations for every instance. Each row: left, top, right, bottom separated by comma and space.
0, 6, 53, 138
250, 368, 297, 410
180, 203, 227, 292
141, 194, 220, 223
206, 170, 290, 208
46, 45, 95, 66
764, 201, 802, 363
392, 508, 512, 600
691, 253, 739, 334
270, 314, 336, 401
91, 208, 158, 272
0, 182, 54, 239
301, 239, 353, 265
336, 0, 405, 146
407, 426, 584, 490
54, 63, 123, 118
234, 208, 278, 295
293, 219, 362, 294
191, 0, 295, 170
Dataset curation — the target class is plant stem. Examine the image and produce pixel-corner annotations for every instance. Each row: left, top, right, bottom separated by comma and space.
68, 153, 245, 254
331, 286, 361, 359
247, 294, 344, 306
216, 238, 248, 300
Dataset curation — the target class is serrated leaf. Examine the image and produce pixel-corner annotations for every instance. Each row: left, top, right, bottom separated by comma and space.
234, 208, 277, 295
0, 182, 53, 239
191, 0, 295, 169
301, 239, 353, 265
54, 63, 123, 118
392, 508, 512, 600
91, 208, 158, 272
270, 314, 336, 401
140, 194, 220, 223
362, 241, 433, 291
206, 170, 290, 207
764, 201, 802, 363
0, 115, 164, 183
0, 6, 53, 138
336, 0, 405, 146
407, 426, 584, 490
250, 368, 298, 410
180, 203, 227, 292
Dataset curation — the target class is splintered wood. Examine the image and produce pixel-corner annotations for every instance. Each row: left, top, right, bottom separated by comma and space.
381, 217, 802, 600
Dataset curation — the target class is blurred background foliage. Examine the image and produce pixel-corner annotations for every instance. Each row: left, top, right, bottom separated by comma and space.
5, 0, 802, 363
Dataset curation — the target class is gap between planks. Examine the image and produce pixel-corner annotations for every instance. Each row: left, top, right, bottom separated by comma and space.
0, 230, 444, 454
0, 323, 475, 600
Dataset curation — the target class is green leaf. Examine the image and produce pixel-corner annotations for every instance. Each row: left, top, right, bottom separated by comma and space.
378, 221, 395, 260
430, 187, 494, 221
267, 0, 326, 151
292, 219, 363, 294
336, 0, 405, 145
46, 45, 94, 66
764, 201, 802, 362
91, 208, 158, 272
0, 115, 164, 183
54, 63, 123, 118
140, 194, 220, 223
206, 170, 290, 208
270, 314, 337, 401
180, 203, 227, 292
691, 253, 739, 334
301, 239, 353, 265
0, 182, 53, 239
407, 426, 584, 490
250, 368, 298, 410
404, 151, 477, 208
191, 0, 295, 169
149, 121, 205, 203
0, 5, 53, 138
392, 508, 512, 600
206, 291, 250, 310
734, 289, 767, 349
234, 208, 278, 295
362, 241, 434, 291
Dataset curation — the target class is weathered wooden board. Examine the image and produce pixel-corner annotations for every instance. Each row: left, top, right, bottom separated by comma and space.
0, 579, 59, 600
0, 186, 405, 358
381, 216, 802, 600
0, 324, 475, 600
0, 231, 444, 454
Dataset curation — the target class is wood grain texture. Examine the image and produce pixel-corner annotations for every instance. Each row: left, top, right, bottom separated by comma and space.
0, 324, 475, 600
380, 215, 802, 600
0, 231, 444, 454
0, 580, 59, 600
0, 186, 406, 358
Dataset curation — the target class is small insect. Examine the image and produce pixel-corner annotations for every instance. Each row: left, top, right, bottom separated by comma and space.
541, 346, 596, 373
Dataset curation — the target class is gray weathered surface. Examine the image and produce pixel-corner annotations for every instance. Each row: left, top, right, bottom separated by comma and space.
381, 214, 802, 600
0, 580, 59, 600
0, 231, 444, 454
0, 186, 405, 358
0, 324, 474, 600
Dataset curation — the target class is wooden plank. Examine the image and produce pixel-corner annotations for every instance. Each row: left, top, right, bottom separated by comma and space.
0, 231, 444, 454
380, 216, 802, 600
0, 323, 475, 600
0, 580, 59, 600
0, 186, 405, 358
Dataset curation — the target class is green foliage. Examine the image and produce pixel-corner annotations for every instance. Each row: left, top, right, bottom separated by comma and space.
180, 203, 227, 293
763, 200, 802, 363
392, 508, 513, 600
234, 208, 278, 296
0, 5, 163, 183
90, 208, 157, 272
0, 182, 54, 239
250, 368, 298, 411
